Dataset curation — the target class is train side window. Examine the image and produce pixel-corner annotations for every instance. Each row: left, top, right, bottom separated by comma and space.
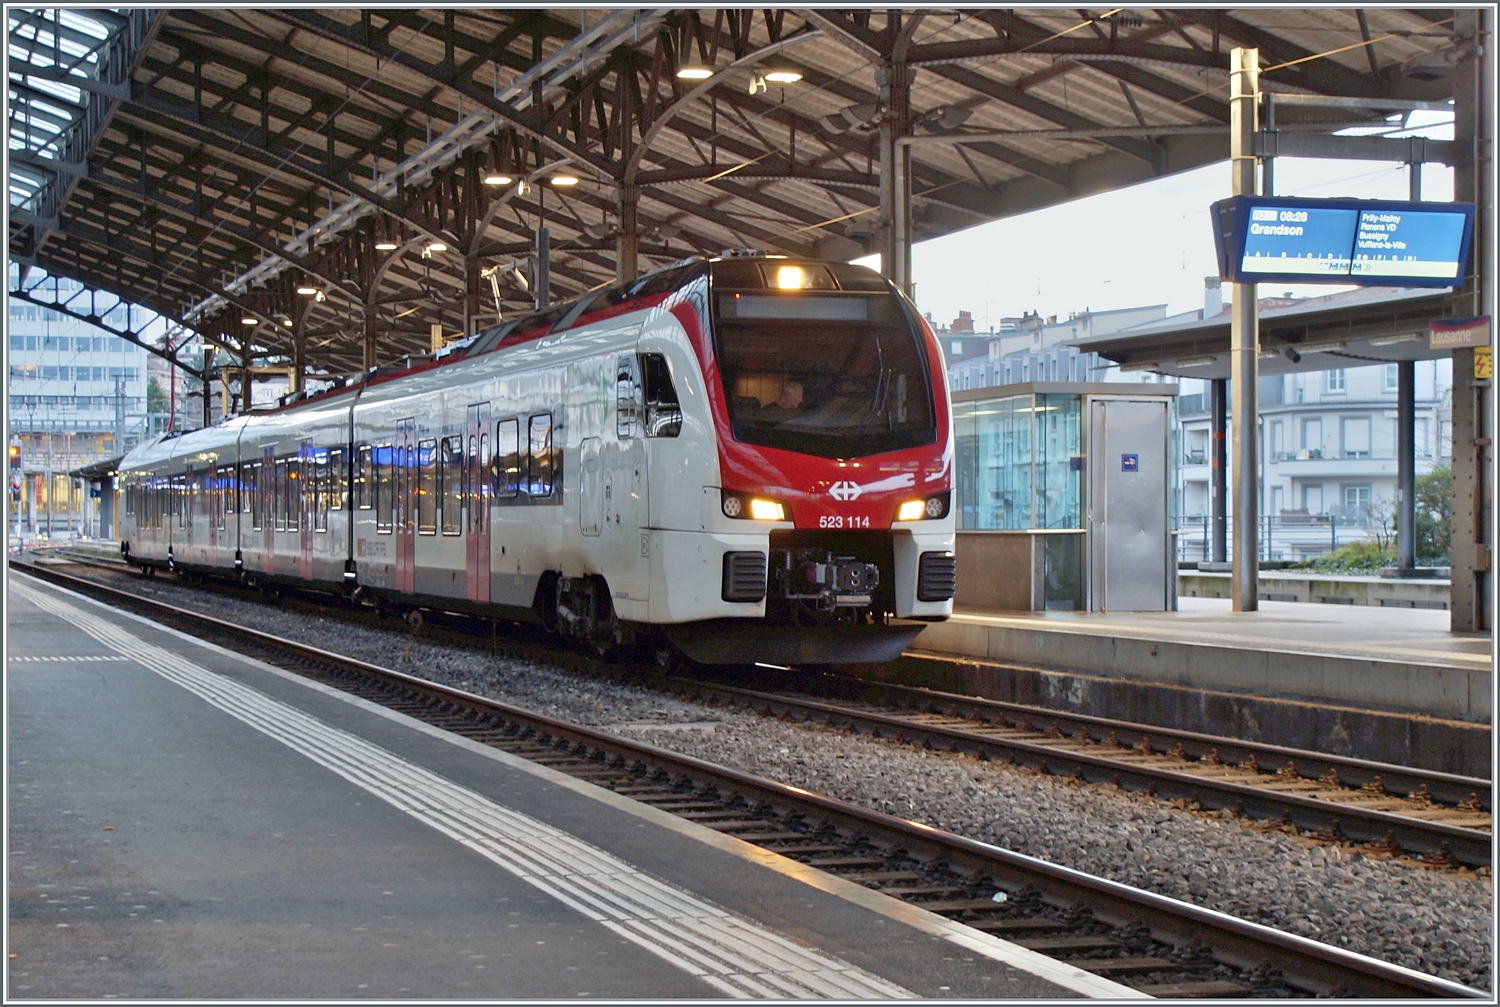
527, 414, 553, 498
439, 436, 462, 535
328, 448, 346, 511
616, 355, 641, 438
354, 445, 372, 509
274, 460, 287, 531
375, 444, 393, 533
494, 419, 519, 498
640, 353, 682, 437
244, 464, 259, 529
416, 438, 437, 535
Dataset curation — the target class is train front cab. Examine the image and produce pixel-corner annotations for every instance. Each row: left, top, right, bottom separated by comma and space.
646, 257, 956, 665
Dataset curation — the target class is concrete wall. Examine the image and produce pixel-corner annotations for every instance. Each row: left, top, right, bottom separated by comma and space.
1179, 571, 1451, 609
955, 532, 1042, 610
912, 618, 1490, 723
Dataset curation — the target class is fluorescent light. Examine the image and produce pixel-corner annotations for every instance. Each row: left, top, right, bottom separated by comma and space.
374, 241, 398, 251
296, 286, 318, 296
425, 242, 447, 253
551, 175, 579, 186
482, 174, 513, 186
676, 66, 714, 80
765, 70, 802, 84
1302, 342, 1347, 353
1369, 333, 1423, 346
240, 317, 258, 326
1173, 356, 1217, 368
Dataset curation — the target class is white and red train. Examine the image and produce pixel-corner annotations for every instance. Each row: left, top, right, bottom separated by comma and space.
117, 254, 956, 665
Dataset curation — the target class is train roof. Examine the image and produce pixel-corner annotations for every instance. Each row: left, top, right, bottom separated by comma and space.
252, 254, 894, 418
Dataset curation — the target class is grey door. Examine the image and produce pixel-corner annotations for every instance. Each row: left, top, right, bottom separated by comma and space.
1089, 398, 1169, 611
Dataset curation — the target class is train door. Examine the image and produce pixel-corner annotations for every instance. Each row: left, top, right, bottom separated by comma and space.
184, 463, 195, 558
207, 464, 218, 557
603, 354, 649, 614
396, 418, 416, 594
465, 403, 491, 603
299, 439, 314, 580
262, 446, 275, 573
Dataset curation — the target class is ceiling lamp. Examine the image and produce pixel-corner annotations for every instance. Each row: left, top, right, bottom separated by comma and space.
240, 316, 258, 326
764, 69, 802, 84
425, 241, 447, 253
374, 240, 399, 251
296, 285, 318, 296
551, 174, 579, 186
676, 66, 713, 80
820, 102, 881, 135
482, 173, 513, 186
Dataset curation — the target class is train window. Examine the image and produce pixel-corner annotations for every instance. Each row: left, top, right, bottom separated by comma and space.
494, 419, 520, 498
243, 464, 259, 529
313, 448, 330, 533
354, 445, 372, 510
527, 414, 553, 498
616, 355, 640, 438
416, 439, 437, 535
639, 353, 682, 438
176, 472, 186, 528
440, 436, 462, 535
274, 460, 287, 531
374, 445, 393, 533
328, 448, 346, 511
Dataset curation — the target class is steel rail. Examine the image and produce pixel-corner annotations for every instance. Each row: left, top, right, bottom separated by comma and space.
12, 560, 1485, 1000
653, 678, 1493, 867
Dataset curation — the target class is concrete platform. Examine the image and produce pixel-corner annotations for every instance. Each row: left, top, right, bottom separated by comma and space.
6, 573, 1138, 1000
913, 598, 1492, 723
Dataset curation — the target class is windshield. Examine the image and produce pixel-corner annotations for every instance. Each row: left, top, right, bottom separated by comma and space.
710, 267, 935, 459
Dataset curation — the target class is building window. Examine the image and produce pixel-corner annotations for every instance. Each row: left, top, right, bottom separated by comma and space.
1303, 484, 1323, 513
1302, 418, 1322, 456
1341, 416, 1371, 458
1384, 363, 1400, 392
1343, 484, 1372, 512
1325, 369, 1346, 392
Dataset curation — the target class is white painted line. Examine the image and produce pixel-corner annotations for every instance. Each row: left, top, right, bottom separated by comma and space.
12, 580, 913, 999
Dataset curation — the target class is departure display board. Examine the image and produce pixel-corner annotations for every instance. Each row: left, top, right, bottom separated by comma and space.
1212, 196, 1475, 288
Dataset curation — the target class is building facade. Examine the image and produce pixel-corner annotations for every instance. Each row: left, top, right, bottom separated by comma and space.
8, 288, 150, 536
935, 282, 1452, 563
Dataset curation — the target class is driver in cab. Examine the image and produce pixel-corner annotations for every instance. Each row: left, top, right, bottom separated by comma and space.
760, 380, 805, 420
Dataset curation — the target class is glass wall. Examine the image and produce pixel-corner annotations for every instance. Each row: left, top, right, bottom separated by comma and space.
955, 391, 1081, 532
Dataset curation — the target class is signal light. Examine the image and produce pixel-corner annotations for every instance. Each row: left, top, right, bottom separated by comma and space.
8, 444, 20, 470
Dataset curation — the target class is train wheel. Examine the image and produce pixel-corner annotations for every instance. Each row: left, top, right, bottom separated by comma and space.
405, 609, 424, 631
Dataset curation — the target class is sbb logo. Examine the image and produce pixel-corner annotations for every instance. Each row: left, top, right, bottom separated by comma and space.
828, 480, 862, 502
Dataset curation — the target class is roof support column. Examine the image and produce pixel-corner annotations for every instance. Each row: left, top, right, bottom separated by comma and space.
363, 303, 378, 373
533, 226, 550, 309
463, 255, 481, 337
291, 313, 306, 395
877, 59, 913, 297
1229, 47, 1260, 612
1210, 378, 1227, 563
202, 346, 214, 428
616, 184, 639, 284
240, 347, 252, 414
1395, 360, 1416, 571
1450, 8, 1493, 631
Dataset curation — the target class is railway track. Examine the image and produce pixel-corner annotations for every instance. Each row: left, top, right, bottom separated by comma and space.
14, 559, 1485, 999
42, 550, 1492, 869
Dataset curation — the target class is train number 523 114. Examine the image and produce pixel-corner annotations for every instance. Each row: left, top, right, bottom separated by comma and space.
819, 514, 871, 529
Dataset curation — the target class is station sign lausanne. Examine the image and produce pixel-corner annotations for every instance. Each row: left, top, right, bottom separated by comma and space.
1211, 196, 1475, 288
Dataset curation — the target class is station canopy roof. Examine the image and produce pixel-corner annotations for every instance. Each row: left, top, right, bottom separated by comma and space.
7, 8, 1462, 379
1073, 286, 1458, 380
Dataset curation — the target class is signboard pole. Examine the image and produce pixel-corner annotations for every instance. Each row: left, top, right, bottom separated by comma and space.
1229, 47, 1260, 612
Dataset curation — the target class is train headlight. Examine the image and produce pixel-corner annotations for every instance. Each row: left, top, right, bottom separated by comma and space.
748, 498, 786, 521
896, 493, 949, 521
722, 495, 743, 518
